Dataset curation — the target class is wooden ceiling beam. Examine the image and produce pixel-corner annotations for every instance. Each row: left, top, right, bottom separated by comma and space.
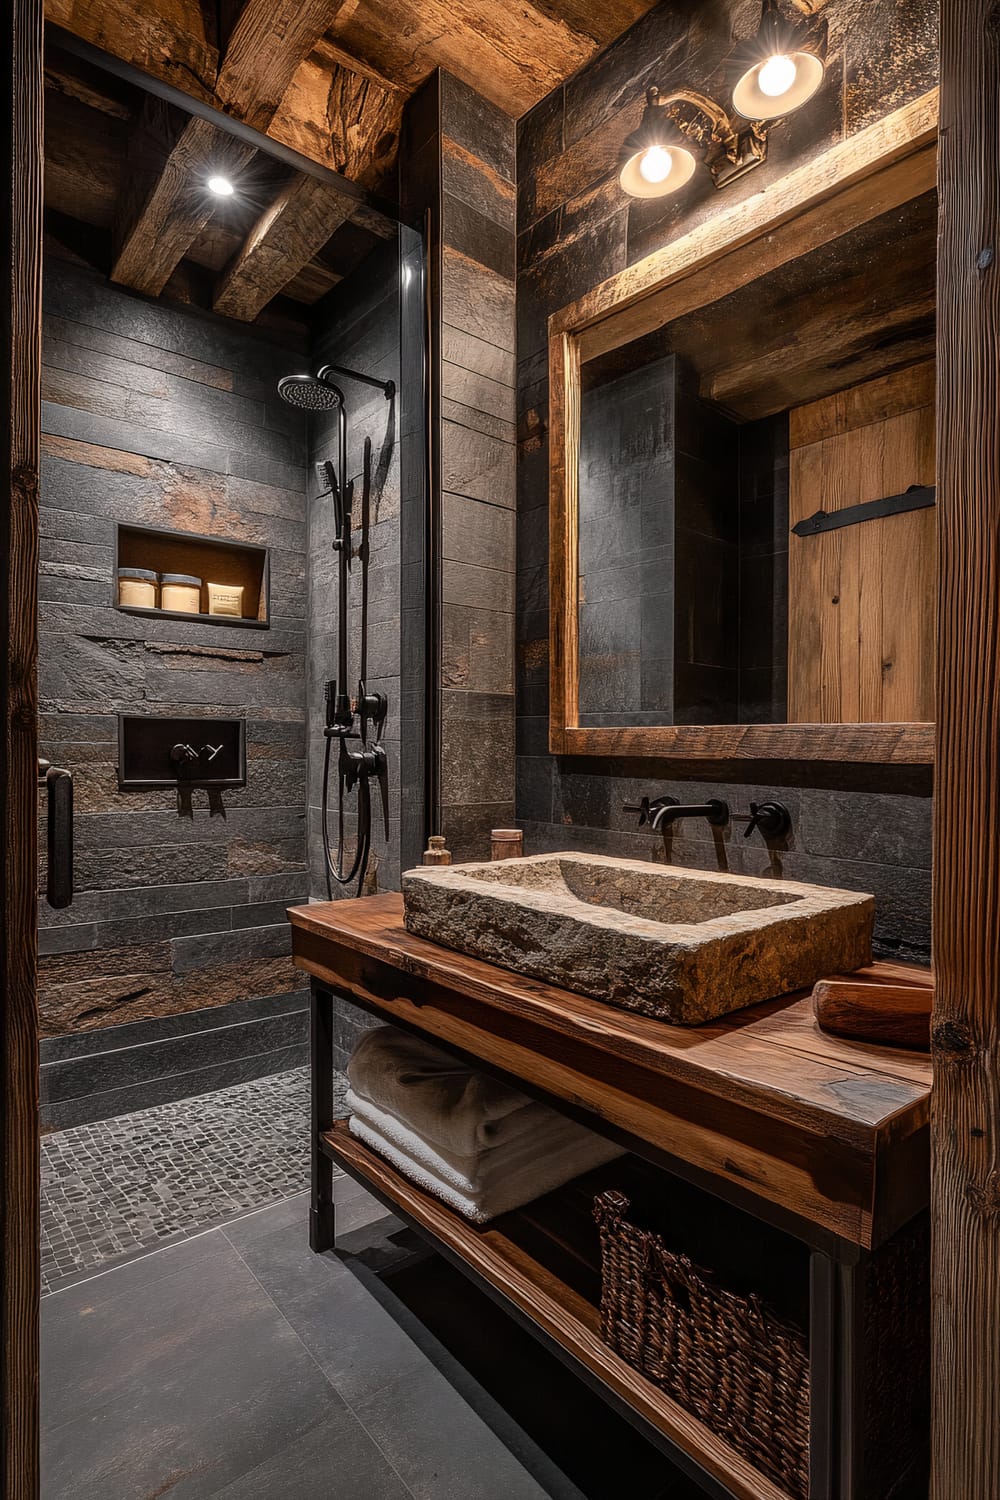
110, 102, 255, 296
213, 173, 352, 321
108, 0, 341, 298
319, 0, 596, 116
46, 0, 219, 99
213, 64, 402, 321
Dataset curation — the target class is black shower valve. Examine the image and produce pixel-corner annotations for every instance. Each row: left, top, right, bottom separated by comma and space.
357, 683, 388, 746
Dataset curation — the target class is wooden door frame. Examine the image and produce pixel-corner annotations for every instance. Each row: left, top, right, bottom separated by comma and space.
1, 0, 42, 1496
547, 89, 938, 766
932, 7, 1000, 1495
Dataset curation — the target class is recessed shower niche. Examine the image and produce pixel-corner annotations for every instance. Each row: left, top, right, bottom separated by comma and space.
115, 523, 270, 627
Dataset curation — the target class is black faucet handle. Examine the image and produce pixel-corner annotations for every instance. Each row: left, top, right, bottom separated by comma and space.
623, 795, 679, 828
623, 796, 652, 827
742, 799, 791, 840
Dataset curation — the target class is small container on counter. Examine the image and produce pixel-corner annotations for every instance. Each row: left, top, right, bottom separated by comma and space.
117, 568, 158, 609
160, 573, 202, 614
491, 828, 524, 861
206, 581, 245, 618
422, 835, 452, 866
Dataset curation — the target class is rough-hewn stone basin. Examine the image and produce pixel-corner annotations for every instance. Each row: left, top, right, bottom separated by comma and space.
402, 853, 874, 1024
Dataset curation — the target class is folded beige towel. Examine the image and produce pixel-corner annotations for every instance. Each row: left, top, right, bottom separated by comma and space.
348, 1025, 538, 1158
348, 1096, 623, 1223
345, 1085, 622, 1196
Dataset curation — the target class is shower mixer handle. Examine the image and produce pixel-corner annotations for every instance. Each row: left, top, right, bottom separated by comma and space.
357, 683, 387, 747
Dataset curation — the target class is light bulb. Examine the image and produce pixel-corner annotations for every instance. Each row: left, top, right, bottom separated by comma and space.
206, 175, 235, 197
638, 146, 673, 185
757, 53, 798, 98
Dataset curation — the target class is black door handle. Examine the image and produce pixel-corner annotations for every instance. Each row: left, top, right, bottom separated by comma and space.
38, 758, 73, 909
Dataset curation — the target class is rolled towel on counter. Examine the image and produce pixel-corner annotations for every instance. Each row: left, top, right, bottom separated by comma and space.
347, 1094, 623, 1224
348, 1025, 539, 1158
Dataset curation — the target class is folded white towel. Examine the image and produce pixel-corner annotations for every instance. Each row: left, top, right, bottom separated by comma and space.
345, 1086, 620, 1197
348, 1026, 538, 1158
348, 1104, 623, 1224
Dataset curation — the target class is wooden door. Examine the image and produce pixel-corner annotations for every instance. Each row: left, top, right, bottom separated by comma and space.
787, 361, 935, 724
2, 1, 42, 1496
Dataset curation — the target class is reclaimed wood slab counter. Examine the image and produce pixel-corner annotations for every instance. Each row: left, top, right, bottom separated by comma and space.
290, 893, 930, 1251
292, 893, 931, 1500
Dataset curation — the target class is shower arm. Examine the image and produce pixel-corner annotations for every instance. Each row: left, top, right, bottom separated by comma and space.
317, 363, 395, 400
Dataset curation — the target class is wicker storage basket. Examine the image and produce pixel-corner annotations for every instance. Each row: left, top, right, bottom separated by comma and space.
593, 1188, 809, 1498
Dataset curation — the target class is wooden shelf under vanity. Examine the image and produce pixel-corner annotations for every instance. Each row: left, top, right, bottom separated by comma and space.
115, 522, 270, 628
324, 1122, 794, 1500
293, 894, 933, 1499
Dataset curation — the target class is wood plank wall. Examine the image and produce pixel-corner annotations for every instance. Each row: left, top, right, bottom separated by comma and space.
2, 0, 42, 1490
514, 0, 938, 965
933, 3, 1000, 1493
37, 258, 312, 1043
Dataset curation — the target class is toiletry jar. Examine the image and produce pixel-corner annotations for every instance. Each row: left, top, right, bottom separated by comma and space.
206, 581, 244, 618
160, 573, 202, 613
118, 568, 158, 608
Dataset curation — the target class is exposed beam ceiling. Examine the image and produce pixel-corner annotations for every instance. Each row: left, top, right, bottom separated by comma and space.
109, 0, 340, 298
110, 105, 254, 296
46, 0, 663, 319
45, 0, 660, 137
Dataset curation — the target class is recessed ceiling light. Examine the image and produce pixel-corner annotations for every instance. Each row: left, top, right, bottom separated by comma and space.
206, 175, 235, 197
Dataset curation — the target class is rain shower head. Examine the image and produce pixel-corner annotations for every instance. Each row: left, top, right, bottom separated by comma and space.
277, 373, 344, 411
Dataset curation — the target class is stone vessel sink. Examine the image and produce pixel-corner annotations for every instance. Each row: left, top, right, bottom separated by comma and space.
402, 852, 874, 1024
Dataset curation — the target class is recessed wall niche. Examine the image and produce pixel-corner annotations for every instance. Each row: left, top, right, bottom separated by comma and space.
115, 523, 270, 628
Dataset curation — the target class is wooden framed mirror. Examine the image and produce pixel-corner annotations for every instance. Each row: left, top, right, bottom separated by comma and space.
548, 91, 938, 765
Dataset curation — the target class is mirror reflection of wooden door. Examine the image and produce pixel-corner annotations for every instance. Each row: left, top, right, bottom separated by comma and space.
787, 361, 935, 724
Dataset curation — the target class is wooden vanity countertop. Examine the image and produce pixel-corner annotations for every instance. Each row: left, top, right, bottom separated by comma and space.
289, 893, 932, 1249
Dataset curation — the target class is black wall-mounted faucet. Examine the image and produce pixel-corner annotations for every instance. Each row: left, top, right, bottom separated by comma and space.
624, 794, 792, 840
625, 795, 730, 832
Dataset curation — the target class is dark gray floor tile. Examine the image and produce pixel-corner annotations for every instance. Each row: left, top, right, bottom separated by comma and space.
222, 1190, 313, 1251
43, 1223, 232, 1306
208, 1406, 413, 1500
230, 1222, 429, 1405
350, 1362, 555, 1500
43, 1334, 342, 1500
42, 1238, 295, 1422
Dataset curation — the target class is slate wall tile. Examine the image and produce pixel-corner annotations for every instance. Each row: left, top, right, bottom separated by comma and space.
40, 260, 310, 1040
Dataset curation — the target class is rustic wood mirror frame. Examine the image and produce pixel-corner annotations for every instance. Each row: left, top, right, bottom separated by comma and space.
548, 90, 938, 765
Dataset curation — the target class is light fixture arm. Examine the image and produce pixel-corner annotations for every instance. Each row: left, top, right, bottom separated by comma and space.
650, 85, 739, 155
642, 83, 766, 190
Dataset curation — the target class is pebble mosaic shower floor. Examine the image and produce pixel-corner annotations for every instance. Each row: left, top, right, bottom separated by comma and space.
40, 1066, 349, 1295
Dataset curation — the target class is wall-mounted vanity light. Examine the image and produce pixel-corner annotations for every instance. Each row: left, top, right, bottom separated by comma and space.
619, 0, 827, 199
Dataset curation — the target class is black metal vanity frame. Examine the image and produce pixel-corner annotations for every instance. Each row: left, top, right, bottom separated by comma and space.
297, 905, 931, 1500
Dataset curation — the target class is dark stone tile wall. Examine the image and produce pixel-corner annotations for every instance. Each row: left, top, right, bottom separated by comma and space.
38, 992, 308, 1131
515, 0, 938, 964
578, 354, 742, 727
404, 73, 518, 863
38, 258, 311, 1038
